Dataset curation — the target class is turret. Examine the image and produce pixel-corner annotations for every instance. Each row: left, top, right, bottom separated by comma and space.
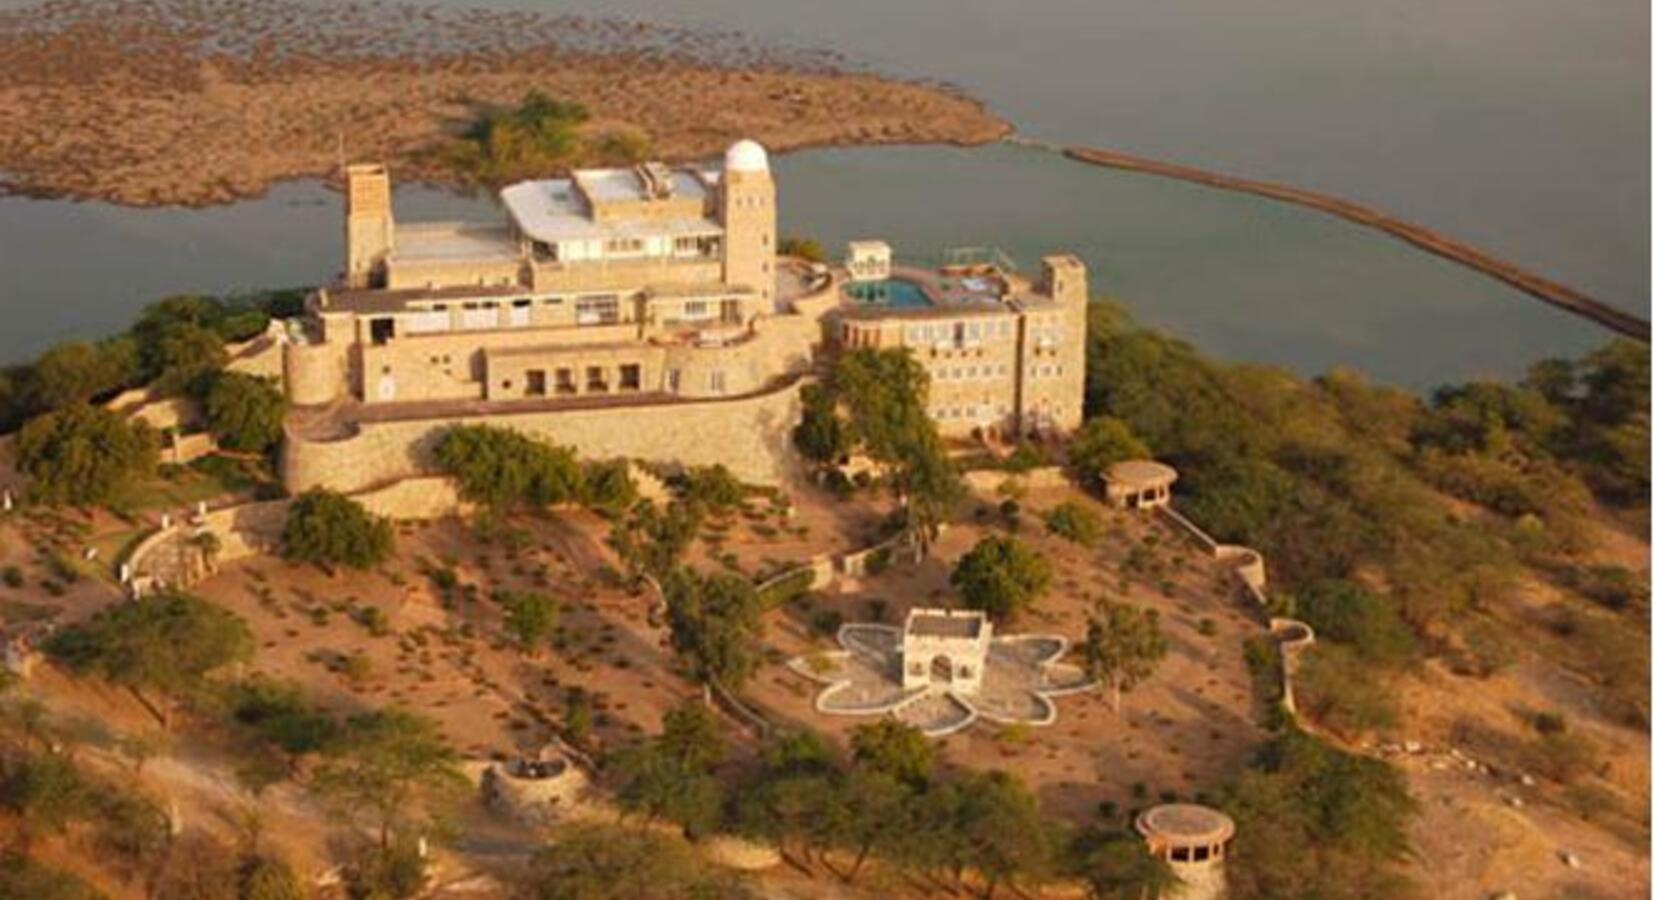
719, 140, 776, 305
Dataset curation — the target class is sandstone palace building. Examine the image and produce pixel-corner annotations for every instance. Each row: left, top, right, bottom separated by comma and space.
278, 140, 1086, 493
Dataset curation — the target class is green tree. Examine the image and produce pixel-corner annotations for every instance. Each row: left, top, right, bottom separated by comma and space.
521, 823, 751, 900
833, 768, 913, 882
434, 424, 584, 510
1223, 728, 1414, 900
1081, 600, 1168, 713
951, 535, 1052, 623
496, 590, 560, 654
15, 403, 158, 506
148, 323, 228, 396
663, 567, 764, 690
45, 590, 252, 728
224, 676, 340, 773
27, 338, 140, 410
809, 349, 964, 546
444, 91, 592, 185
1071, 829, 1178, 900
674, 464, 746, 513
579, 458, 638, 513
613, 702, 727, 838
281, 488, 394, 570
952, 770, 1057, 899
200, 371, 287, 453
793, 383, 850, 464
1291, 580, 1414, 666
0, 753, 92, 845
311, 709, 466, 850
849, 719, 934, 787
1068, 416, 1151, 485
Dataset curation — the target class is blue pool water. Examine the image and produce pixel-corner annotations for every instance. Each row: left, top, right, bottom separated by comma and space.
847, 278, 934, 308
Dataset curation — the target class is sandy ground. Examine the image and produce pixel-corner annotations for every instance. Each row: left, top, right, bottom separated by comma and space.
746, 483, 1269, 822
0, 0, 1009, 207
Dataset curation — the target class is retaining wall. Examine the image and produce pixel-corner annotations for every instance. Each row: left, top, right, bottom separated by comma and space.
1156, 505, 1312, 717
281, 378, 808, 495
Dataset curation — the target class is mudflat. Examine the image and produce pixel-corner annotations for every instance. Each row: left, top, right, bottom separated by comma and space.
0, 0, 1009, 207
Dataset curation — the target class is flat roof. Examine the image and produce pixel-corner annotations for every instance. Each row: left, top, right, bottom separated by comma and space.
906, 610, 985, 639
389, 222, 519, 263
502, 168, 722, 244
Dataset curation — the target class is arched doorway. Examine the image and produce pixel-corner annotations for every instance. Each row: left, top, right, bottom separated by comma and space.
929, 655, 954, 685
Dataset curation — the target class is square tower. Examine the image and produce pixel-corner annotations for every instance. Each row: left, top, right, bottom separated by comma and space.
345, 163, 394, 289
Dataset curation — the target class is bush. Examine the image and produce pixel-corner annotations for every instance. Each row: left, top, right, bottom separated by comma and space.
1068, 416, 1150, 484
44, 590, 253, 719
0, 852, 107, 900
777, 236, 826, 263
1043, 501, 1103, 545
1291, 581, 1414, 667
200, 371, 287, 453
435, 424, 583, 510
951, 535, 1052, 622
1294, 644, 1398, 737
674, 464, 745, 512
15, 404, 158, 506
281, 488, 393, 570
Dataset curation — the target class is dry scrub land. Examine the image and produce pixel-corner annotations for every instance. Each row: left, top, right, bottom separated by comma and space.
0, 0, 1008, 207
0, 470, 1271, 896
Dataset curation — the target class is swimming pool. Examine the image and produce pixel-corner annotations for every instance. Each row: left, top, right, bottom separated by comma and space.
846, 278, 934, 308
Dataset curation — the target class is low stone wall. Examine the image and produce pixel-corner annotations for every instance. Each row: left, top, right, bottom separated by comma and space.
125, 476, 467, 594
281, 377, 808, 495
960, 465, 1068, 496
1155, 505, 1314, 717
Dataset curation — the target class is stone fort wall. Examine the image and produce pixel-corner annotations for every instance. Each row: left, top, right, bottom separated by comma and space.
281, 377, 807, 494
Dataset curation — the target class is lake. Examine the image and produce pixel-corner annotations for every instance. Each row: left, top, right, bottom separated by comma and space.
0, 0, 1643, 390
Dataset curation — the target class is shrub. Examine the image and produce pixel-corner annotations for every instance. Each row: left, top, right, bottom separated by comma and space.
1294, 644, 1398, 737
281, 488, 393, 570
435, 424, 583, 510
1068, 416, 1150, 484
1043, 501, 1103, 545
951, 535, 1052, 622
1292, 581, 1414, 667
15, 404, 158, 506
200, 371, 287, 453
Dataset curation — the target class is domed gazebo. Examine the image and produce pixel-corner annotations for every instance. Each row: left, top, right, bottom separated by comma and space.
1102, 459, 1178, 511
1135, 803, 1235, 900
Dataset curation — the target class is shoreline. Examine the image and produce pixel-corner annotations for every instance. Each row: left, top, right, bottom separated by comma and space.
0, 0, 1009, 208
1012, 138, 1647, 341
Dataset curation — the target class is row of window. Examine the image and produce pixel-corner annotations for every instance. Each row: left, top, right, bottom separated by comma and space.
932, 404, 1009, 422
933, 362, 1011, 382
510, 363, 644, 397
1029, 363, 1067, 379
904, 320, 1012, 345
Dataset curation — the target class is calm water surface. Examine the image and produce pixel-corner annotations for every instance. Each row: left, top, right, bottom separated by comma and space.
0, 0, 1642, 388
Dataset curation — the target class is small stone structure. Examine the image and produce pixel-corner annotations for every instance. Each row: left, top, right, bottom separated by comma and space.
480, 744, 590, 827
789, 612, 1093, 737
900, 608, 991, 693
1103, 459, 1178, 510
1135, 803, 1235, 900
845, 240, 892, 282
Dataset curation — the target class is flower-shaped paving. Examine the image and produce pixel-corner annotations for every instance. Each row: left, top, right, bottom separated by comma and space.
787, 623, 1096, 736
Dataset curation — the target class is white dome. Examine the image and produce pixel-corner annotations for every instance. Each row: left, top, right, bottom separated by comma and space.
724, 139, 769, 173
